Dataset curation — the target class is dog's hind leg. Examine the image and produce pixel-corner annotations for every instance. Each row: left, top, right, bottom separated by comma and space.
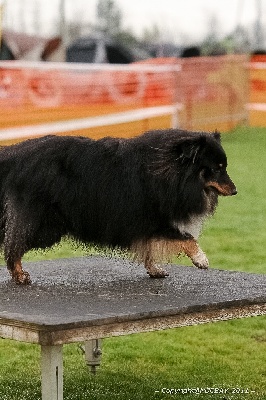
6, 257, 31, 285
4, 237, 31, 284
3, 199, 32, 284
179, 239, 209, 270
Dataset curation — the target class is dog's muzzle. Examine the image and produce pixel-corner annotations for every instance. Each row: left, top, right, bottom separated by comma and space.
206, 181, 237, 196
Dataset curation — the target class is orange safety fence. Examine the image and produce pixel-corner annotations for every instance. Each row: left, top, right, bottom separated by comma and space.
0, 62, 180, 144
140, 55, 248, 132
249, 54, 266, 127
0, 55, 248, 144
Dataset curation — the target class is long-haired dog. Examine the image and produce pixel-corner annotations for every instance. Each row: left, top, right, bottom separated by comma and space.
0, 129, 237, 284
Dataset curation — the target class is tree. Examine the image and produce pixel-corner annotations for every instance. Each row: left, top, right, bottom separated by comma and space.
96, 0, 122, 36
201, 14, 222, 55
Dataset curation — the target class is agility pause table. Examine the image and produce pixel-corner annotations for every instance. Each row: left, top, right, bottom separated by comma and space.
0, 257, 266, 400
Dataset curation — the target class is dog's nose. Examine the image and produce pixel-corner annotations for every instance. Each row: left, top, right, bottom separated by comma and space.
231, 187, 237, 195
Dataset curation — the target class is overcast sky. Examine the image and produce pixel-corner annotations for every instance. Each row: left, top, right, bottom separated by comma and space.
3, 0, 265, 44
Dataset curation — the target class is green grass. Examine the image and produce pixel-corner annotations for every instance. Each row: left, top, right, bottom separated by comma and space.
199, 125, 266, 274
1, 126, 266, 399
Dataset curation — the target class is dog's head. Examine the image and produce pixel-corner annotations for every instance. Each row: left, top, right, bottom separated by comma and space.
151, 130, 237, 197
176, 131, 237, 197
201, 132, 237, 197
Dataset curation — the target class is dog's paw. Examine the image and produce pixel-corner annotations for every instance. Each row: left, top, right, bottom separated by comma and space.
147, 266, 169, 279
13, 270, 32, 285
191, 250, 209, 270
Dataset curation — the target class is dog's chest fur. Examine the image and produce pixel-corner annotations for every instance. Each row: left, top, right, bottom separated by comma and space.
173, 215, 206, 240
172, 191, 218, 240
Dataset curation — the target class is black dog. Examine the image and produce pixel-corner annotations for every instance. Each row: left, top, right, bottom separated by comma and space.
0, 129, 237, 284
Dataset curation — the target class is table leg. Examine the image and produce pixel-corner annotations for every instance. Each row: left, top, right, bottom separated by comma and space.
41, 344, 63, 400
84, 339, 102, 374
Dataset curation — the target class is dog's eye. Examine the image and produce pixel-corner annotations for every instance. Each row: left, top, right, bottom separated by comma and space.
211, 167, 221, 174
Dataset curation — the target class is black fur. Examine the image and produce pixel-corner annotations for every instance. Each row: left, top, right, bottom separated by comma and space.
0, 129, 237, 283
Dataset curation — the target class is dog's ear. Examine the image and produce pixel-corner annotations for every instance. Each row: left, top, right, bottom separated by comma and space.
150, 135, 206, 177
177, 136, 207, 161
212, 130, 221, 143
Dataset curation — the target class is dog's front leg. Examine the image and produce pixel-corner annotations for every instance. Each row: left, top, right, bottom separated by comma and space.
162, 226, 209, 270
131, 238, 170, 278
179, 238, 209, 270
144, 252, 169, 278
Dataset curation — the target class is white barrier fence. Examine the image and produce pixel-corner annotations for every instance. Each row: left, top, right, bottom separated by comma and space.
0, 104, 182, 141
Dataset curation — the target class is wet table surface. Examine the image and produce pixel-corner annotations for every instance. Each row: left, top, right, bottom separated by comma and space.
0, 257, 266, 345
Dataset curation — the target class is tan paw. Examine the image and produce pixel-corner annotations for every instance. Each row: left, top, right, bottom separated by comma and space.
12, 270, 32, 285
147, 267, 169, 278
191, 250, 209, 270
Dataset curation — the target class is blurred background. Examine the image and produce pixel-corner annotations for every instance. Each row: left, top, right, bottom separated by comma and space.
2, 0, 266, 59
1, 5, 266, 398
0, 0, 265, 143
